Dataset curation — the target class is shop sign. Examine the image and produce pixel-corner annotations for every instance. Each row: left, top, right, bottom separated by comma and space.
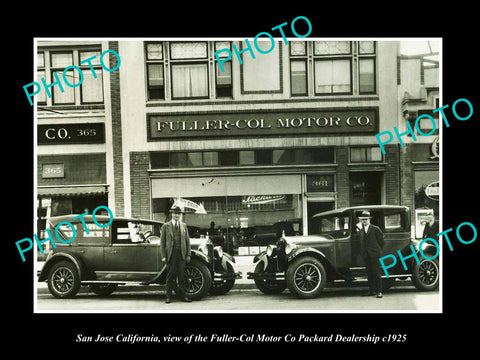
242, 195, 285, 205
307, 175, 334, 192
425, 181, 439, 201
42, 163, 64, 178
38, 123, 105, 145
148, 108, 378, 139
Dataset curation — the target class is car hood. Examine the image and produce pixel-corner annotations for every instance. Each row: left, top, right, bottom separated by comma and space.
283, 234, 334, 246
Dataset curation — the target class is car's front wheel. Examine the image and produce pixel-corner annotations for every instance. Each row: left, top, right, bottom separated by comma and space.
253, 262, 287, 294
286, 256, 326, 299
47, 260, 81, 299
411, 258, 439, 291
90, 283, 118, 297
184, 258, 212, 300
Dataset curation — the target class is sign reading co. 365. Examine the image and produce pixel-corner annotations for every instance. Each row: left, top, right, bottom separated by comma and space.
147, 108, 378, 140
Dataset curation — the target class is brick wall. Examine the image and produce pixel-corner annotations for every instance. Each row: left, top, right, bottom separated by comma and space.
384, 144, 400, 205
130, 152, 151, 219
38, 154, 106, 186
399, 143, 415, 219
335, 146, 349, 208
108, 41, 125, 216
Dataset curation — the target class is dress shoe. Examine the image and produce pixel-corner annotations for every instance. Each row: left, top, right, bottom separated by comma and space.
165, 297, 171, 304
182, 297, 192, 303
376, 292, 383, 298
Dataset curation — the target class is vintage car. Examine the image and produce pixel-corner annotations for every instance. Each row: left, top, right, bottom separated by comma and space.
38, 215, 241, 299
247, 205, 439, 299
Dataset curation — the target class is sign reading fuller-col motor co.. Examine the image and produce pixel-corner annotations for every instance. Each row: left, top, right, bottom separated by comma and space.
148, 108, 379, 140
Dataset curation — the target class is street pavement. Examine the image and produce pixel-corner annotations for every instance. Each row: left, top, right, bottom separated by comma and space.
36, 256, 440, 312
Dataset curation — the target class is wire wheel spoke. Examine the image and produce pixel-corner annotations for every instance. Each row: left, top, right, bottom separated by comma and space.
185, 267, 203, 294
294, 263, 321, 292
419, 261, 438, 285
53, 268, 74, 293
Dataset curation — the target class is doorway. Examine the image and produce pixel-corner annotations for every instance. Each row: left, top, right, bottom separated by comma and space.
307, 201, 334, 234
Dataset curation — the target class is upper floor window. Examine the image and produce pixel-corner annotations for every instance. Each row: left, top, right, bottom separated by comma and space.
37, 48, 104, 106
289, 41, 376, 97
145, 41, 232, 101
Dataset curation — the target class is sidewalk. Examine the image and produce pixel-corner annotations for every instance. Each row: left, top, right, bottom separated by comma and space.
36, 256, 257, 294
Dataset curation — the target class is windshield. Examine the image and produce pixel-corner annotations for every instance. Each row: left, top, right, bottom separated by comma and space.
312, 214, 350, 238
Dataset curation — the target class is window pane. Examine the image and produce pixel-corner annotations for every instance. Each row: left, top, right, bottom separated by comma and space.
51, 52, 73, 68
315, 59, 351, 94
37, 70, 46, 103
146, 43, 163, 60
216, 62, 231, 85
314, 41, 351, 55
171, 64, 208, 98
273, 149, 295, 164
150, 152, 169, 168
219, 151, 238, 166
147, 64, 164, 100
187, 152, 203, 167
82, 69, 103, 103
170, 153, 188, 167
359, 41, 375, 54
52, 71, 75, 104
294, 149, 313, 163
215, 41, 231, 55
170, 42, 207, 59
80, 51, 101, 65
239, 151, 255, 165
367, 147, 382, 161
290, 41, 306, 56
291, 60, 307, 95
312, 148, 334, 163
37, 53, 45, 68
350, 148, 365, 162
359, 58, 375, 93
203, 152, 219, 166
255, 150, 272, 165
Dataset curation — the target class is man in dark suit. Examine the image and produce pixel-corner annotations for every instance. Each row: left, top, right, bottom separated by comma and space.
358, 210, 385, 298
160, 206, 191, 304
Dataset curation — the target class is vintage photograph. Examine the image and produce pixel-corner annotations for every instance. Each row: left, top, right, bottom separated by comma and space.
33, 37, 441, 313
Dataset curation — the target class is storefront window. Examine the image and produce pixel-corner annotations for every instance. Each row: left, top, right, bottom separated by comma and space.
151, 175, 303, 255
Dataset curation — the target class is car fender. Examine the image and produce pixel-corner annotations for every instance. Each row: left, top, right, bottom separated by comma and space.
252, 252, 270, 271
38, 252, 85, 282
190, 249, 211, 267
287, 247, 335, 273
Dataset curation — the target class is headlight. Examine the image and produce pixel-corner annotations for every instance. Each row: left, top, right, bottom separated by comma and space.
214, 246, 223, 259
285, 242, 297, 255
266, 244, 276, 257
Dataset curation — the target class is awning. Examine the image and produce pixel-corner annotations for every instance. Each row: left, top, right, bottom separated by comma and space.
37, 185, 108, 198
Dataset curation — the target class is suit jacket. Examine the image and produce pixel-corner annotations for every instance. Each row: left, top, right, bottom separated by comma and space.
359, 224, 384, 258
160, 220, 191, 262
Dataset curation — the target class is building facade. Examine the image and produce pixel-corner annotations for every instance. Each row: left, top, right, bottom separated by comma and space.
35, 39, 440, 254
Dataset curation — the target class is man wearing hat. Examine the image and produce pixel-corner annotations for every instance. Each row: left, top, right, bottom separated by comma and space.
358, 210, 384, 298
160, 206, 192, 304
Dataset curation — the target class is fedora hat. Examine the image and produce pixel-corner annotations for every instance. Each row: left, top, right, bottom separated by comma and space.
170, 206, 183, 214
358, 210, 372, 218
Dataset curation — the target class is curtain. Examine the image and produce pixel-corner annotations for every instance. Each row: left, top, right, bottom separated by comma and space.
172, 64, 208, 98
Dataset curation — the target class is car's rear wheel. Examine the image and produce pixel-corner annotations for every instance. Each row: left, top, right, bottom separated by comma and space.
184, 258, 212, 300
89, 283, 118, 297
47, 261, 81, 299
209, 262, 236, 295
411, 258, 439, 291
253, 262, 287, 294
286, 256, 326, 299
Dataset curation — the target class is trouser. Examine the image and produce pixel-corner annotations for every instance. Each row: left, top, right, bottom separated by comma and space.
365, 254, 382, 293
166, 248, 186, 298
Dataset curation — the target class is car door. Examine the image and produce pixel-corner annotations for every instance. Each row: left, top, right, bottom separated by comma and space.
102, 221, 159, 282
